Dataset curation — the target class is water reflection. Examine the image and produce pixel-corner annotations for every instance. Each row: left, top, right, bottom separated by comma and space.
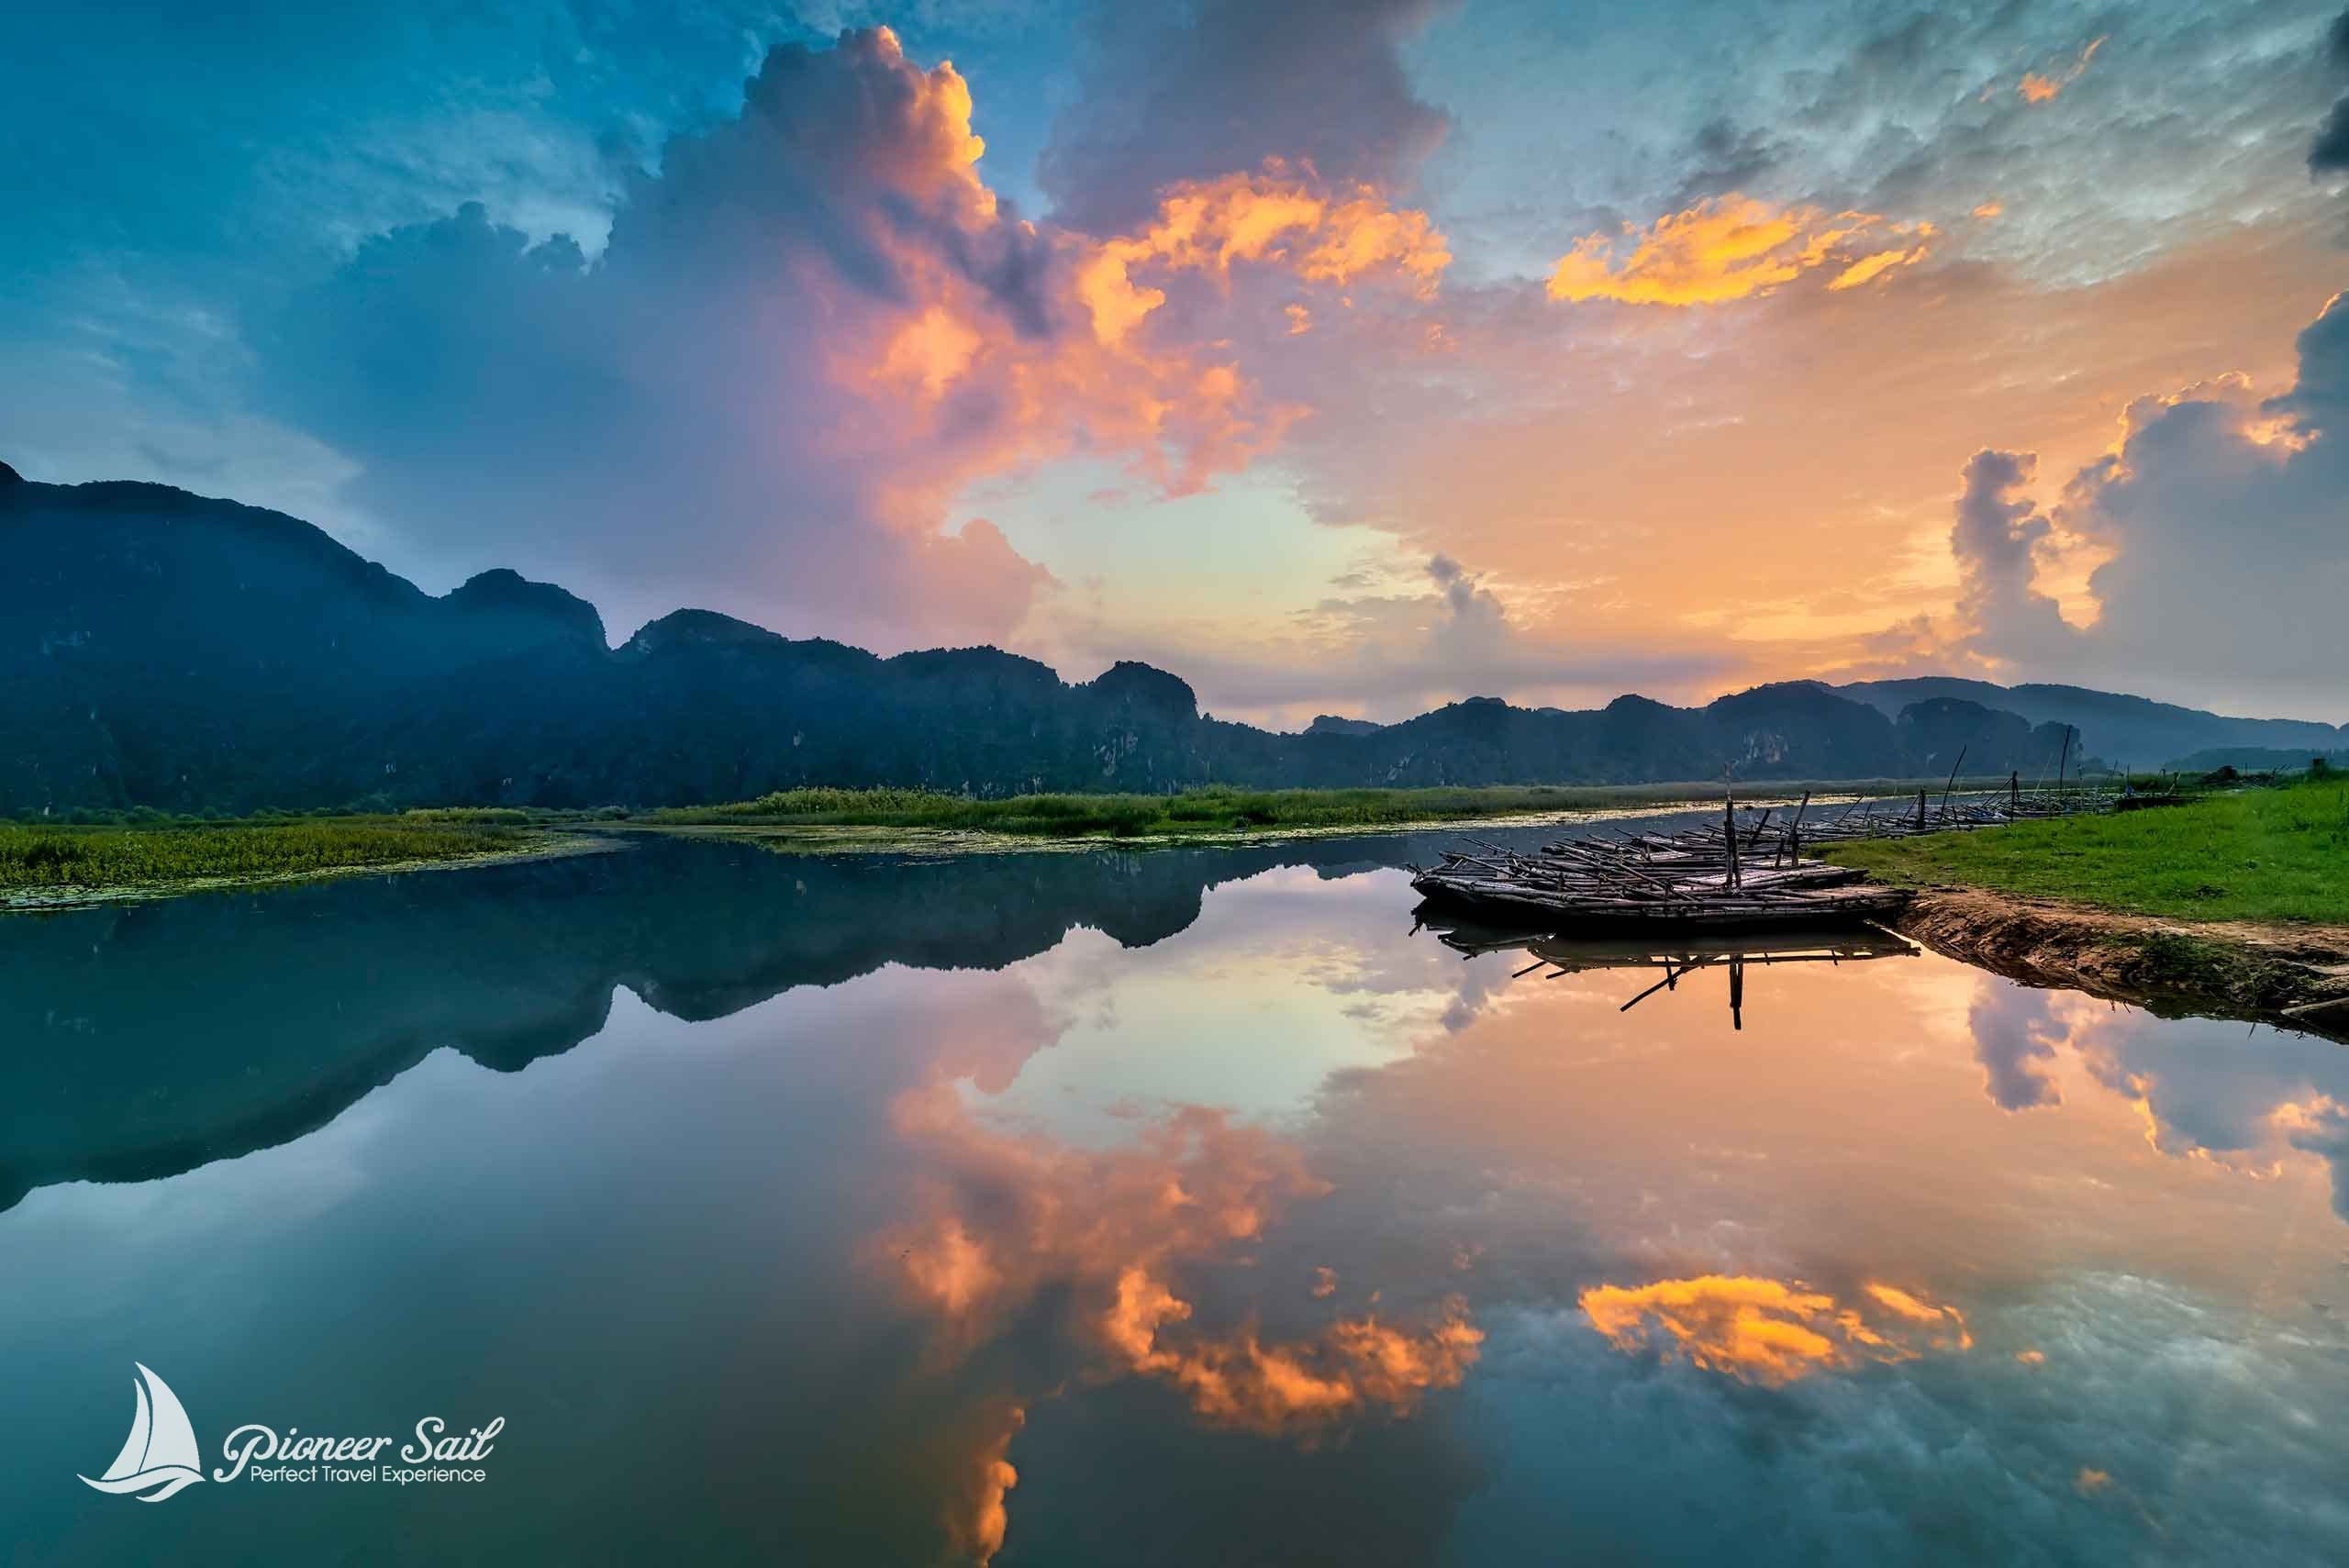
1426, 921, 1920, 1029
2, 829, 2344, 1565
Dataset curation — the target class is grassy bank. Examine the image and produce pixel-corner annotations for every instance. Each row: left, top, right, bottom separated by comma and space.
1819, 774, 2349, 927
0, 817, 538, 899
650, 781, 1992, 840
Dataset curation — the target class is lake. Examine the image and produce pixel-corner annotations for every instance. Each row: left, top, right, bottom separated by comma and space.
5, 819, 2345, 1565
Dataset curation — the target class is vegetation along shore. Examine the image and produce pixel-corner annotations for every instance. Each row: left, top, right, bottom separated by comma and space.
1819, 771, 2349, 1036
0, 817, 584, 909
2, 779, 2016, 907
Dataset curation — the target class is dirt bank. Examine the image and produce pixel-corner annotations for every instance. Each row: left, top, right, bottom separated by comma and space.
1889, 887, 2349, 1040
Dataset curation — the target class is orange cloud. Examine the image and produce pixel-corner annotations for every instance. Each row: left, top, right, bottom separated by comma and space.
1079, 162, 1449, 346
1107, 1266, 1482, 1433
2021, 36, 2108, 104
879, 1082, 1484, 1485
1580, 1273, 1971, 1385
955, 1410, 1022, 1566
1546, 196, 1930, 307
1828, 234, 1933, 292
879, 1091, 1331, 1336
1973, 200, 2005, 219
875, 306, 984, 399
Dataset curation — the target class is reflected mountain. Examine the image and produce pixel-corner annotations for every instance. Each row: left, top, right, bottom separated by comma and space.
9, 822, 2349, 1566
0, 827, 1507, 1212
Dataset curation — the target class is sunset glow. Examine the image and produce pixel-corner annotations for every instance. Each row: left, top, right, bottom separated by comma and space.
7, 3, 2339, 725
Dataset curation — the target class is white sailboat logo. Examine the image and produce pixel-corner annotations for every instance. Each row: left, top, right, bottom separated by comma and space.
80, 1363, 206, 1502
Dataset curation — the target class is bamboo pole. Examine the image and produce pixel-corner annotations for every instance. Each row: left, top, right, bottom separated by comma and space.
1723, 769, 1741, 891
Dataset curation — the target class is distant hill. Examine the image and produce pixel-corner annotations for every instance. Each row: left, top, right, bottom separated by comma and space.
5, 470, 2332, 814
2165, 747, 2349, 775
1833, 678, 2343, 773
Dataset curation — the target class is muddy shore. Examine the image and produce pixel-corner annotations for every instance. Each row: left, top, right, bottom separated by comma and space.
1888, 887, 2349, 1041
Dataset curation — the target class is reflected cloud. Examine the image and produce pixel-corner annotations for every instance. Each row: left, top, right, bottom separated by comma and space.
883, 1078, 1486, 1431
1106, 1265, 1481, 1434
956, 1409, 1021, 1566
1580, 1274, 1971, 1385
1968, 979, 2065, 1110
882, 1094, 1328, 1346
2276, 1096, 2349, 1219
2031, 993, 2349, 1209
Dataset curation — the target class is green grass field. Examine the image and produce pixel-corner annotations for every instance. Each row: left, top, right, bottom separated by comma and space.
650, 778, 2021, 840
1819, 774, 2349, 927
0, 818, 529, 895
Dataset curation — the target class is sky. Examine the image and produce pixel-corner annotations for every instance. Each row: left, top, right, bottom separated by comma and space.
4, 0, 2345, 725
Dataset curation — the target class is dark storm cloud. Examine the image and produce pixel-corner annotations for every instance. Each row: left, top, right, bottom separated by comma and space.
1664, 117, 1787, 208
2314, 15, 2349, 173
1037, 0, 1451, 234
2312, 97, 2349, 172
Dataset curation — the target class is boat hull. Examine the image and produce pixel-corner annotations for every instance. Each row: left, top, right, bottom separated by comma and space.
1408, 875, 1911, 934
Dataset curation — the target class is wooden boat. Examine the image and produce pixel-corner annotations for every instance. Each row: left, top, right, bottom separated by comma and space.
1408, 811, 1911, 933
1408, 864, 1911, 932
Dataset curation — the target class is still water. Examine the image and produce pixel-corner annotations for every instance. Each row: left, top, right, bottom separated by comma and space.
4, 825, 2345, 1564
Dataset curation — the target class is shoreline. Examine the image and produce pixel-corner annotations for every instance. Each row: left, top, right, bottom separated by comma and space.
1884, 885, 2349, 1040
613, 797, 1808, 855
0, 832, 607, 914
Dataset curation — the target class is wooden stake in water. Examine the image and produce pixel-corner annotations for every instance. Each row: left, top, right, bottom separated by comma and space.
1723, 768, 1741, 891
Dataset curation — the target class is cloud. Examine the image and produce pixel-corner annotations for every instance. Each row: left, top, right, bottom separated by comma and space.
2048, 293, 2349, 712
256, 28, 1393, 649
1968, 980, 2065, 1111
1946, 448, 2076, 662
1103, 1264, 1482, 1433
1076, 161, 1448, 347
2019, 36, 2107, 106
1898, 290, 2347, 711
259, 30, 1072, 645
1579, 1273, 1971, 1386
1038, 0, 1449, 235
2003, 989, 2349, 1217
2314, 99, 2349, 172
880, 1069, 1486, 1429
2313, 10, 2349, 172
1545, 195, 1932, 307
2275, 1097, 2349, 1218
2316, 14, 2349, 174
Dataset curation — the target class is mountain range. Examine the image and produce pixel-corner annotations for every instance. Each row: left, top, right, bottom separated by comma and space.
5, 464, 2338, 816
